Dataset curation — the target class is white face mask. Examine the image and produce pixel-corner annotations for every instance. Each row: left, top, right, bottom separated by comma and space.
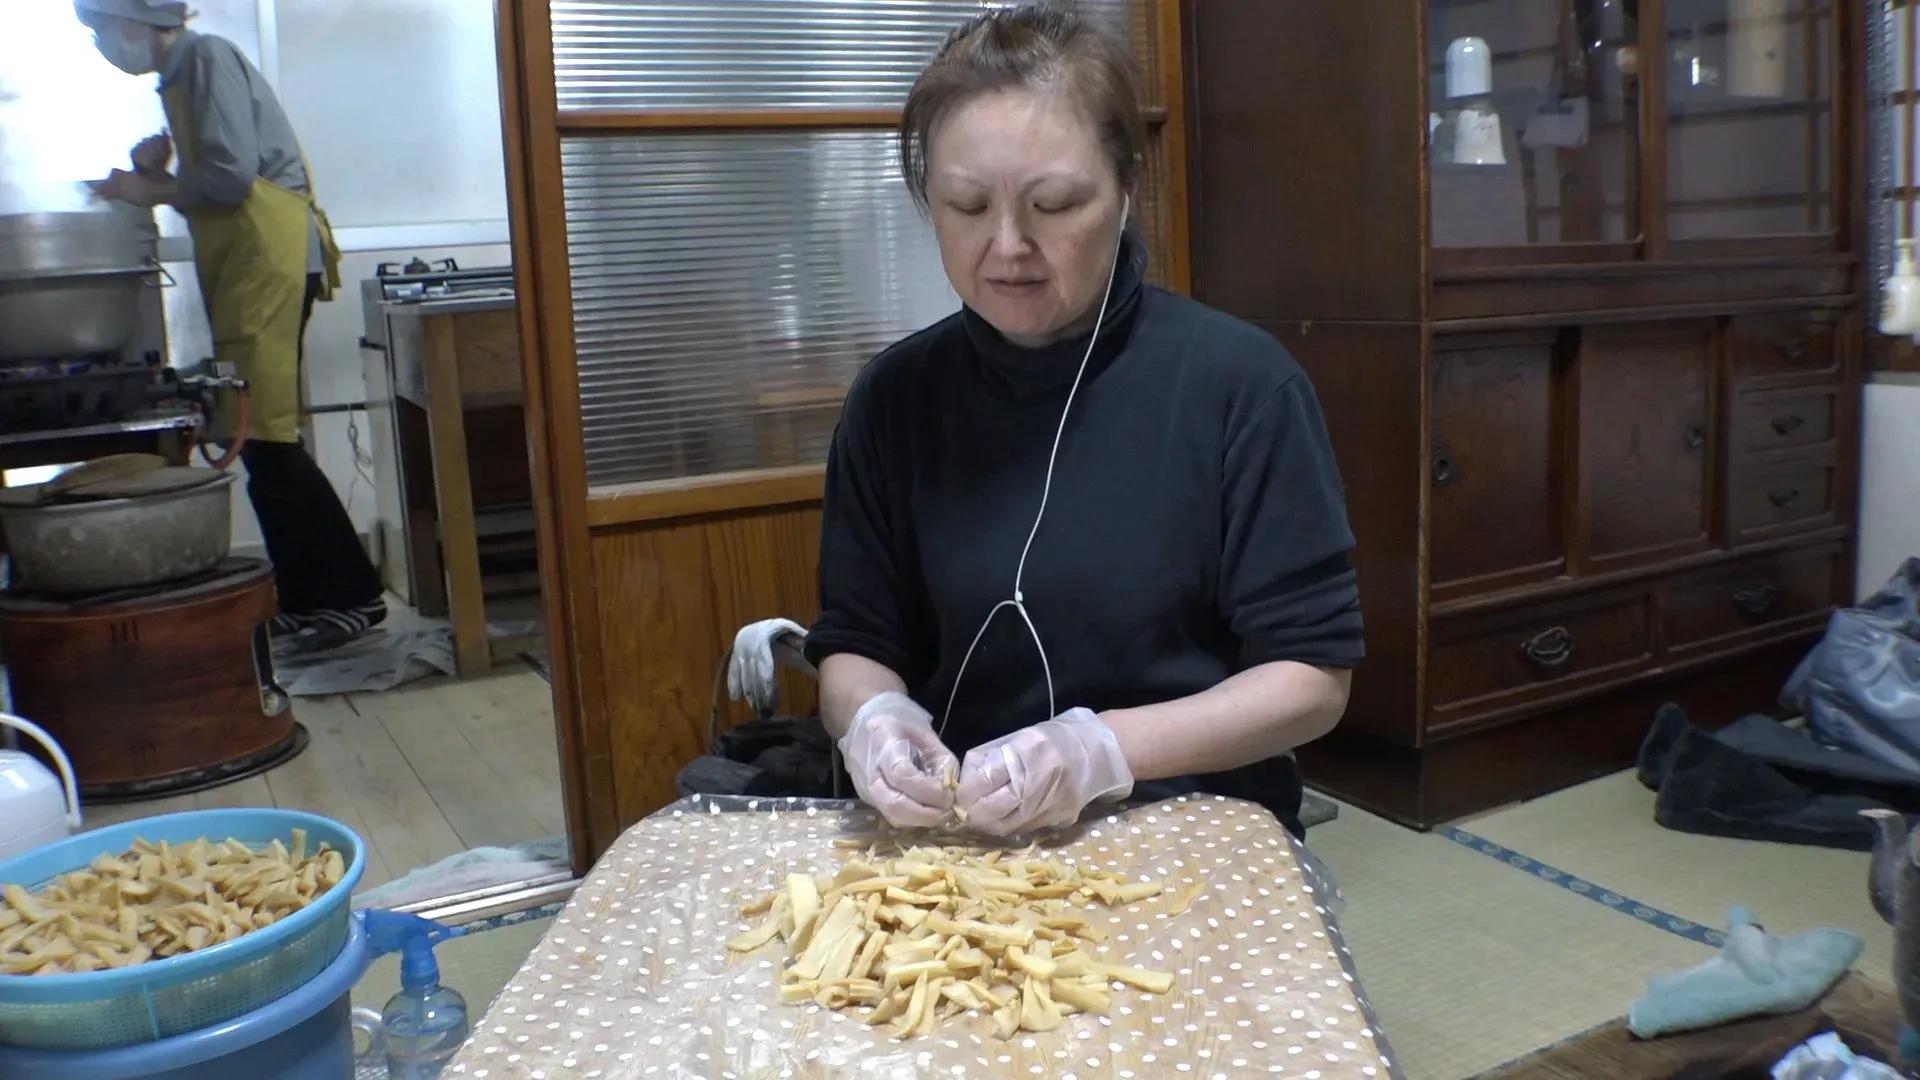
94, 22, 159, 76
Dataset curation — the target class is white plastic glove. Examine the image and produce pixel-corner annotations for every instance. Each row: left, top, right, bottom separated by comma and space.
837, 691, 958, 828
726, 618, 807, 717
956, 708, 1134, 836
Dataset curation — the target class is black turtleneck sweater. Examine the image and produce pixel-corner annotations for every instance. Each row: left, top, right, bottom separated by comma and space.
805, 236, 1363, 834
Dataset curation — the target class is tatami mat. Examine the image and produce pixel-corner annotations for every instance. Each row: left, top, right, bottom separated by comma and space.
1307, 798, 1716, 1079
1462, 771, 1894, 981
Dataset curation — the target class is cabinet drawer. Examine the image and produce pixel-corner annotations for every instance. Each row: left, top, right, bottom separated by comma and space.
1733, 388, 1837, 455
1664, 546, 1841, 653
1728, 312, 1840, 382
1430, 597, 1653, 715
1729, 456, 1837, 541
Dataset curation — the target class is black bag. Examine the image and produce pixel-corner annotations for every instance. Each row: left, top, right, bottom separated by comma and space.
674, 716, 848, 799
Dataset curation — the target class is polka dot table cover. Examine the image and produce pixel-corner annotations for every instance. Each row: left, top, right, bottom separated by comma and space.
444, 794, 1401, 1079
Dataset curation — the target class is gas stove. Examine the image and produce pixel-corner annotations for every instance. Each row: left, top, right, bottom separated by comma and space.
361, 256, 514, 330
357, 257, 518, 609
0, 352, 168, 433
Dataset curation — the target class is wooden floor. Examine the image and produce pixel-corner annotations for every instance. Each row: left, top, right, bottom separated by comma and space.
83, 661, 565, 891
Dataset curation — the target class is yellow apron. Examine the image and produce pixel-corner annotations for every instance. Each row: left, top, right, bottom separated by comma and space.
162, 83, 342, 443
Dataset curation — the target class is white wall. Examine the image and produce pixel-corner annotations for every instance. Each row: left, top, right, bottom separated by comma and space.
274, 0, 509, 231
1858, 374, 1920, 599
0, 0, 259, 217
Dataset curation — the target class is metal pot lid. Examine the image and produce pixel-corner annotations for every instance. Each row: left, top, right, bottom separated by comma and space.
0, 467, 229, 508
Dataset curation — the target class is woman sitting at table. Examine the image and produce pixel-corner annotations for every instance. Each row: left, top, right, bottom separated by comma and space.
805, 5, 1364, 840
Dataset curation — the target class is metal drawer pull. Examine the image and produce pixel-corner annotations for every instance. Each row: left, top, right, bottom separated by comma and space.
1431, 448, 1455, 486
1770, 414, 1806, 436
1521, 626, 1576, 670
1768, 487, 1802, 509
1783, 340, 1808, 361
1684, 423, 1707, 450
1732, 584, 1780, 619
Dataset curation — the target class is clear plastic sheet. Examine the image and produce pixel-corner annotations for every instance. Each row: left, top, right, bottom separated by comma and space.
445, 795, 1401, 1079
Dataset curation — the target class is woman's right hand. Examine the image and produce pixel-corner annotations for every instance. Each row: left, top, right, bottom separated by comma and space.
837, 691, 958, 827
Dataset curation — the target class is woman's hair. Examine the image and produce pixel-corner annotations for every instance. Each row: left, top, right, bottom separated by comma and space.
899, 4, 1144, 210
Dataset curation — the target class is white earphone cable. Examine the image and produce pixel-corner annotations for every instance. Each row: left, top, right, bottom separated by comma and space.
938, 198, 1129, 737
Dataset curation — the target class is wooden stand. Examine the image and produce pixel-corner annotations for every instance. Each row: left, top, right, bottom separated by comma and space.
387, 303, 540, 678
0, 558, 297, 798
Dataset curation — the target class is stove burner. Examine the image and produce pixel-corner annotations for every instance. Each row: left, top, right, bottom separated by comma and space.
372, 256, 515, 303
0, 353, 162, 433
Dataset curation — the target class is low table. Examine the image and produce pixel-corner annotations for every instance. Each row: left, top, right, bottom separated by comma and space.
446, 795, 1401, 1078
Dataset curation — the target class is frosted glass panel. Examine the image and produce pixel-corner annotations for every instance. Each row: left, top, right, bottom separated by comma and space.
550, 0, 1149, 111
563, 131, 959, 487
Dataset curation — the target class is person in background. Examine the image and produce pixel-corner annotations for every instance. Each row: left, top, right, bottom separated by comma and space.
807, 7, 1363, 838
76, 0, 385, 651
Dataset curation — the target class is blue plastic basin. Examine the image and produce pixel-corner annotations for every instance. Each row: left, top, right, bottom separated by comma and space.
0, 915, 371, 1080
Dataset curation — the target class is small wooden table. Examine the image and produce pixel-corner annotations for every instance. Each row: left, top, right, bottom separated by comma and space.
384, 299, 539, 677
1477, 974, 1903, 1079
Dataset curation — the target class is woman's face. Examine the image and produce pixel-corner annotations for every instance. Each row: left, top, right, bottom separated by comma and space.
926, 87, 1126, 348
86, 15, 161, 76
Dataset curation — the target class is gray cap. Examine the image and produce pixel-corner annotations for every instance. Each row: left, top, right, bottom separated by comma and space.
73, 0, 189, 29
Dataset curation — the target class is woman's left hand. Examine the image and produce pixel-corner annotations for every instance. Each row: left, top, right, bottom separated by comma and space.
956, 708, 1134, 836
88, 168, 171, 208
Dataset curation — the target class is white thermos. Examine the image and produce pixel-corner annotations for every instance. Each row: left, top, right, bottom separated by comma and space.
1445, 37, 1506, 166
1880, 239, 1920, 337
0, 714, 82, 864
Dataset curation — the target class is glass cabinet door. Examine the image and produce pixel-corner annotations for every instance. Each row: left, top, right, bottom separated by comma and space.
1663, 0, 1835, 240
1428, 0, 1641, 249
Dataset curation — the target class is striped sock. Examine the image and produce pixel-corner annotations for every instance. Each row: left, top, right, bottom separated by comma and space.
304, 600, 388, 638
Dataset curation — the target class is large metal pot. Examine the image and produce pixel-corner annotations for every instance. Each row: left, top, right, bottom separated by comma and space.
0, 205, 159, 365
0, 472, 234, 594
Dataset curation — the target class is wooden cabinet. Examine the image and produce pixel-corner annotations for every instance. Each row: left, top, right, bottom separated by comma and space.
1183, 0, 1865, 826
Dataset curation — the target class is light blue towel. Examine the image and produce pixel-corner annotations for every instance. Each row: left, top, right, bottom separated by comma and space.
1628, 906, 1863, 1039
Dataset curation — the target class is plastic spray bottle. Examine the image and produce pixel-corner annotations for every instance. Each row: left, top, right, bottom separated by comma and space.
362, 911, 470, 1080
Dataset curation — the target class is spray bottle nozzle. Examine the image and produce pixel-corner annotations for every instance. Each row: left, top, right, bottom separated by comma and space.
362, 910, 466, 991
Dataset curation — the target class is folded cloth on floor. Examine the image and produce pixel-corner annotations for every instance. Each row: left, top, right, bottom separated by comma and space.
353, 837, 569, 910
1771, 1031, 1903, 1080
1638, 704, 1920, 850
1629, 906, 1862, 1039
